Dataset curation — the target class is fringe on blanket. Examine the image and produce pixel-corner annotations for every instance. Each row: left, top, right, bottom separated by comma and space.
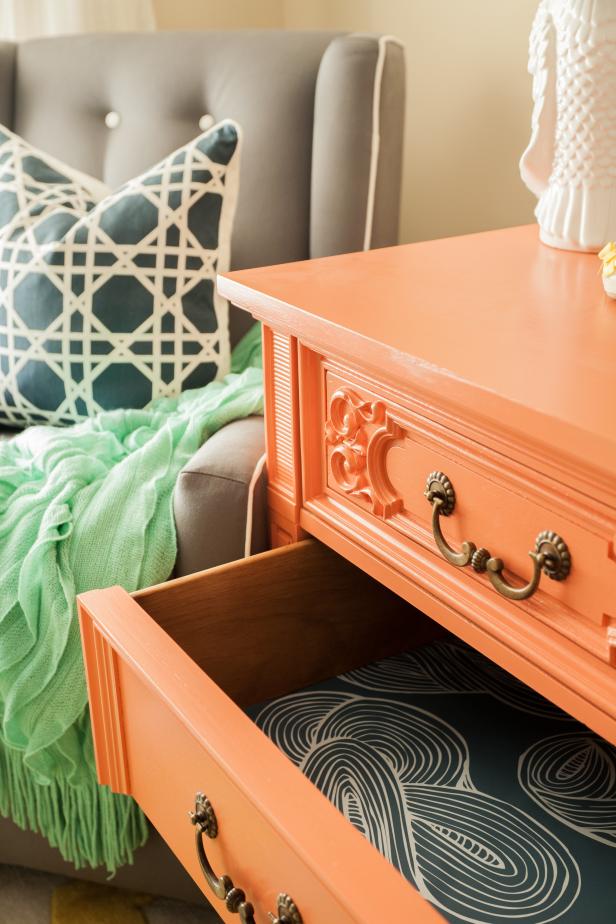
0, 734, 148, 872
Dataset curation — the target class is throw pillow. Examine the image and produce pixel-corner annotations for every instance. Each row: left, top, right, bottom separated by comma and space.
0, 120, 240, 427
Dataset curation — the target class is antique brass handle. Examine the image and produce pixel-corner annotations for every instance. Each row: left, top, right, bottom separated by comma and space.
424, 471, 476, 567
189, 793, 303, 924
424, 471, 571, 602
268, 895, 304, 924
190, 793, 254, 922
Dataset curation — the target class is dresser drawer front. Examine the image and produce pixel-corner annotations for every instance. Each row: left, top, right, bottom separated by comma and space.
298, 354, 616, 673
78, 541, 444, 924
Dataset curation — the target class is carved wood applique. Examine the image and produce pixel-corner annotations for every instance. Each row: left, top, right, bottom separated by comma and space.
325, 388, 403, 518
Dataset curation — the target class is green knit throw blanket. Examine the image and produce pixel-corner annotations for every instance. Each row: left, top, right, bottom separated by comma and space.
0, 324, 263, 872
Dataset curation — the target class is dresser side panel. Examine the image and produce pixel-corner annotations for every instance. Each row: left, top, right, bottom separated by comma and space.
263, 326, 304, 545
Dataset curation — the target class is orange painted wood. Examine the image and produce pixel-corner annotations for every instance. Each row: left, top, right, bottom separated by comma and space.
78, 543, 446, 924
219, 224, 616, 503
79, 607, 130, 795
300, 356, 616, 738
218, 225, 616, 744
316, 363, 615, 655
262, 325, 305, 545
299, 507, 616, 745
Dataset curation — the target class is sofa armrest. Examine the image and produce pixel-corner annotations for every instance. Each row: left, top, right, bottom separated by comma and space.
173, 416, 267, 577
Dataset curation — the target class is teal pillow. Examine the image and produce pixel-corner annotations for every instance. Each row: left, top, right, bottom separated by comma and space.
0, 120, 241, 427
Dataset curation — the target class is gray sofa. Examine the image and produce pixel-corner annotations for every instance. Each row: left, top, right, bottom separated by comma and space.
0, 30, 405, 900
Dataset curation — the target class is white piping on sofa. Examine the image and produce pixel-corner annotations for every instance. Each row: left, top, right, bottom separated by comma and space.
361, 34, 405, 251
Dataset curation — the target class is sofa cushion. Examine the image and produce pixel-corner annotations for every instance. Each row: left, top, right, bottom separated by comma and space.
173, 414, 267, 576
0, 120, 240, 428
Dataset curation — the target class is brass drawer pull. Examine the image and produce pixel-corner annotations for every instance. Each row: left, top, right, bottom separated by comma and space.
269, 895, 303, 924
189, 793, 303, 924
424, 471, 476, 567
424, 471, 571, 601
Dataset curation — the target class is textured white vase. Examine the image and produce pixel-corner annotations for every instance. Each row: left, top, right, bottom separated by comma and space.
520, 0, 616, 252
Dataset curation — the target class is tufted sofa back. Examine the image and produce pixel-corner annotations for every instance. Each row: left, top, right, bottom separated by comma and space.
0, 30, 405, 343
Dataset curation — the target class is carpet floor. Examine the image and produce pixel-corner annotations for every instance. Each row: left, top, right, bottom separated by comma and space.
0, 864, 220, 924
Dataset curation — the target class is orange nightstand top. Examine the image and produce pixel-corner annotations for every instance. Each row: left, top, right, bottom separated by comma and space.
220, 224, 616, 487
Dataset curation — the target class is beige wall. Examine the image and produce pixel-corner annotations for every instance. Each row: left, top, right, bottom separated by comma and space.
153, 0, 282, 30
155, 0, 539, 244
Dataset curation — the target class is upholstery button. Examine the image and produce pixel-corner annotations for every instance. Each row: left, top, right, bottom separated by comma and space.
105, 111, 121, 129
199, 114, 215, 132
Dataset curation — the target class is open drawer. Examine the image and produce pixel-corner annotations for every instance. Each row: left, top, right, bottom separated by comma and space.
78, 540, 446, 924
78, 540, 615, 924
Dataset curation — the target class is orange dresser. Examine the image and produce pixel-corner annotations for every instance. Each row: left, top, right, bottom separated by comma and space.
79, 225, 616, 924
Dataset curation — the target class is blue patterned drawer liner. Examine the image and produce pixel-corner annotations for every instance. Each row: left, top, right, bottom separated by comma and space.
247, 640, 616, 924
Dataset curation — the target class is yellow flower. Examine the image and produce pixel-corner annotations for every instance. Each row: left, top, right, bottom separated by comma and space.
599, 242, 616, 278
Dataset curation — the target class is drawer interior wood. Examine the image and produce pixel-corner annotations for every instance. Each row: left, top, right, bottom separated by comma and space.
133, 539, 445, 708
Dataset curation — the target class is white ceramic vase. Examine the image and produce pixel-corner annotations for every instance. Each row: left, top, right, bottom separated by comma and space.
520, 0, 616, 253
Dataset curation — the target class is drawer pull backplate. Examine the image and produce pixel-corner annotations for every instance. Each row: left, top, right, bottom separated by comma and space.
424, 471, 571, 601
190, 793, 303, 924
